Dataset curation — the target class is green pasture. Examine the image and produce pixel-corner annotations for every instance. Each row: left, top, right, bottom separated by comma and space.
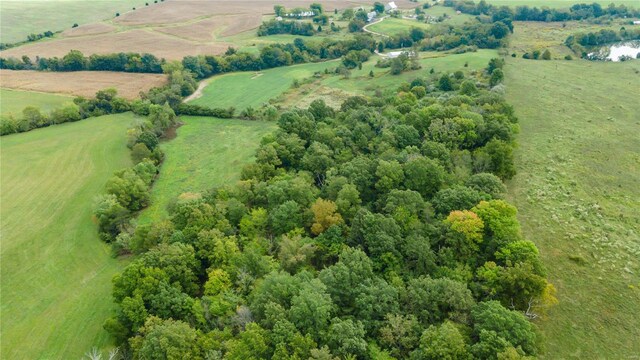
367, 17, 431, 36
190, 60, 339, 110
484, 0, 640, 8
0, 113, 136, 359
0, 88, 74, 118
0, 0, 147, 44
504, 58, 640, 358
138, 117, 276, 223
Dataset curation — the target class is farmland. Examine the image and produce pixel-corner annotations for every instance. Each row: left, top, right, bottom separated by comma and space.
0, 89, 73, 117
0, 70, 167, 100
0, 0, 145, 43
504, 55, 640, 358
139, 117, 277, 223
0, 113, 136, 359
0, 0, 418, 61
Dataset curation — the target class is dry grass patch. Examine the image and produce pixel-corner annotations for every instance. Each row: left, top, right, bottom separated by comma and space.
61, 23, 117, 38
0, 70, 167, 99
0, 29, 229, 60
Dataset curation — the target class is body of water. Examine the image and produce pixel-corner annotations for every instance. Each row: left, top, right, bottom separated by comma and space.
588, 40, 640, 62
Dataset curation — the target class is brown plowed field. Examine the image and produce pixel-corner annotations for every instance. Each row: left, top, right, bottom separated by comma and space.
0, 70, 167, 99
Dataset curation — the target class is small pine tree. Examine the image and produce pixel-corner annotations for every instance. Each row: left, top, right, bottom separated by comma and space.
318, 25, 323, 32
542, 49, 551, 60
369, 70, 374, 77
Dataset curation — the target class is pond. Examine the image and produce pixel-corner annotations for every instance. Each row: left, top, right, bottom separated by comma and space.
587, 40, 640, 62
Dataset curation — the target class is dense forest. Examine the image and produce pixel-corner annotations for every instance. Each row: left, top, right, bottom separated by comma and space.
97, 60, 556, 359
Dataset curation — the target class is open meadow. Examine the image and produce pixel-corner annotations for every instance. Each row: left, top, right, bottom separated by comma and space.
367, 17, 432, 36
0, 70, 167, 100
139, 117, 276, 223
0, 88, 74, 118
0, 113, 136, 359
189, 60, 340, 110
504, 58, 640, 358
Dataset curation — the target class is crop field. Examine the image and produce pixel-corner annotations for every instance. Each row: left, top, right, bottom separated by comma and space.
0, 0, 406, 61
0, 89, 74, 118
189, 60, 340, 110
0, 0, 144, 43
0, 70, 167, 100
0, 113, 136, 359
367, 18, 432, 36
139, 117, 276, 223
504, 58, 640, 358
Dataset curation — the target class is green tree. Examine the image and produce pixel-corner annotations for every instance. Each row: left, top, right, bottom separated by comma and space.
326, 318, 368, 358
411, 321, 471, 360
404, 276, 475, 325
490, 69, 504, 87
131, 142, 152, 164
403, 157, 446, 199
541, 49, 551, 60
130, 317, 201, 360
471, 301, 538, 356
289, 279, 333, 339
438, 74, 453, 91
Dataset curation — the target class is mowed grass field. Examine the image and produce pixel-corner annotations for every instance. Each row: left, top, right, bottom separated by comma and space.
367, 18, 432, 36
0, 0, 144, 43
139, 117, 276, 223
0, 88, 74, 118
190, 60, 340, 110
504, 58, 640, 358
0, 113, 136, 359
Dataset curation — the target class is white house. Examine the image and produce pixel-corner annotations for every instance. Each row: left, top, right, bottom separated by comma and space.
367, 11, 377, 22
633, 20, 640, 25
385, 2, 398, 12
275, 16, 283, 21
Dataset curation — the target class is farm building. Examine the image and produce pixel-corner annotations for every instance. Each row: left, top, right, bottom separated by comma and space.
385, 2, 398, 12
367, 11, 377, 22
633, 20, 640, 25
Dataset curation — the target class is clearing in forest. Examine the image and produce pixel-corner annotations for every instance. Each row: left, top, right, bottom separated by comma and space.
138, 117, 277, 223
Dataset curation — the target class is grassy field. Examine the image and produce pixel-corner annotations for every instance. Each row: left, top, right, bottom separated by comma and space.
0, 88, 74, 118
138, 117, 276, 223
367, 18, 432, 36
0, 0, 145, 43
189, 60, 340, 110
0, 113, 136, 359
484, 0, 640, 8
504, 58, 640, 358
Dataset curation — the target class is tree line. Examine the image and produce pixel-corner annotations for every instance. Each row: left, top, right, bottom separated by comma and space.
444, 0, 639, 22
98, 60, 556, 359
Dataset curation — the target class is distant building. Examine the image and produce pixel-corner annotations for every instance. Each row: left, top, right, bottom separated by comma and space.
633, 20, 640, 25
285, 11, 315, 18
367, 11, 377, 22
385, 2, 398, 12
275, 16, 283, 21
